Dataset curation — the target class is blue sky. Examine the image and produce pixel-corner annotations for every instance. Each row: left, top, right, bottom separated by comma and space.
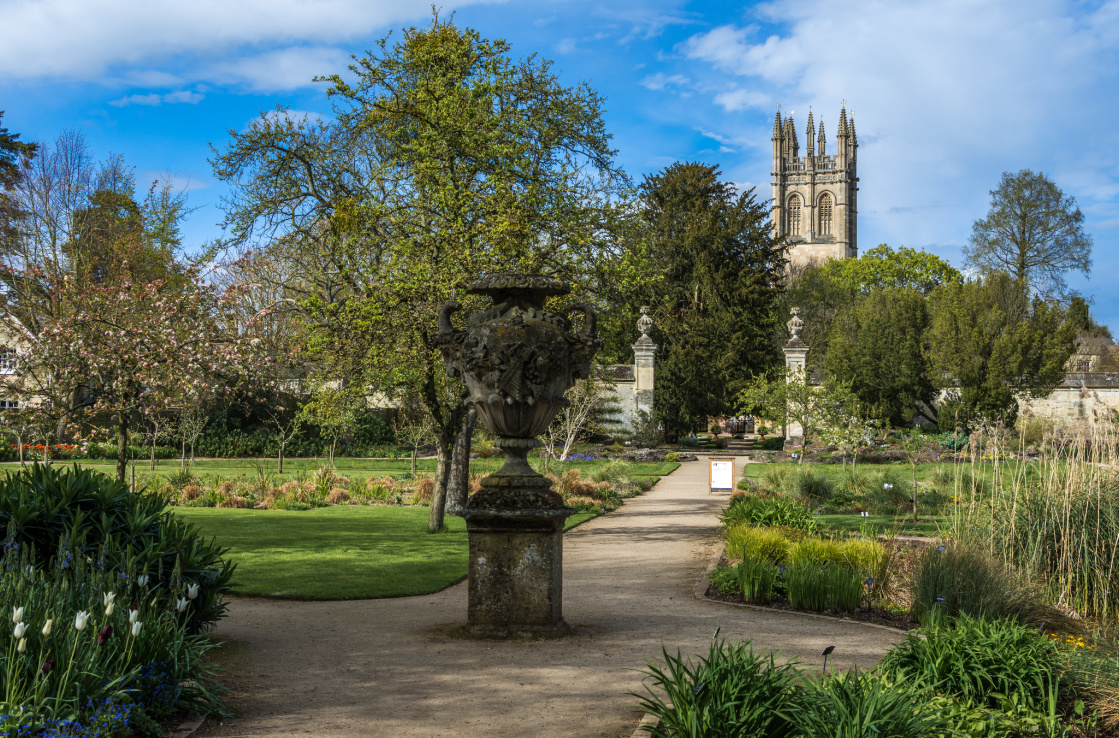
2, 0, 1117, 329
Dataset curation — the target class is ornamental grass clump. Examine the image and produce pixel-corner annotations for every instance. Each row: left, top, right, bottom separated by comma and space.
725, 525, 792, 564
909, 539, 1072, 630
722, 496, 817, 532
881, 615, 1061, 718
633, 640, 802, 738
793, 668, 949, 738
735, 558, 777, 604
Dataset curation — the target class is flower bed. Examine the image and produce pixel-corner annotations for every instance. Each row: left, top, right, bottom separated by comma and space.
0, 464, 232, 735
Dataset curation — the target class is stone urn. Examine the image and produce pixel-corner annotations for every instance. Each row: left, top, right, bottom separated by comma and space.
437, 274, 599, 638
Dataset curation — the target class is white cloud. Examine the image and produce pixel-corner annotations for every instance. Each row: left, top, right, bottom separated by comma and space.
681, 0, 1119, 252
205, 47, 353, 92
0, 0, 502, 85
554, 38, 578, 55
713, 88, 770, 111
109, 90, 204, 107
640, 73, 690, 91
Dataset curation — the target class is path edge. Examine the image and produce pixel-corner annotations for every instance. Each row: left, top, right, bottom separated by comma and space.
695, 540, 909, 636
630, 713, 660, 737
166, 715, 205, 738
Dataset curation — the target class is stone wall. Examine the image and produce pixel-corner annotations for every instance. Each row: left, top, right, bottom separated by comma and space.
1018, 374, 1119, 422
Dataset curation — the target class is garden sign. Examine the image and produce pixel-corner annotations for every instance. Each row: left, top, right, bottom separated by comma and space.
709, 457, 734, 493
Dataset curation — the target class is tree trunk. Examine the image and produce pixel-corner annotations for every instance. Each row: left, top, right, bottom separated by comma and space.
799, 434, 807, 464
190, 440, 196, 465
278, 441, 285, 474
427, 429, 454, 533
150, 436, 156, 471
446, 408, 476, 516
411, 447, 417, 476
181, 440, 186, 470
912, 465, 919, 522
17, 435, 23, 467
116, 413, 128, 482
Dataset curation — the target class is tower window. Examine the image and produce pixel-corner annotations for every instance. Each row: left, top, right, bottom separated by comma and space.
787, 195, 802, 237
818, 193, 833, 236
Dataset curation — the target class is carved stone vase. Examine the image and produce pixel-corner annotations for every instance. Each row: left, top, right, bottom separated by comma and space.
437, 274, 599, 638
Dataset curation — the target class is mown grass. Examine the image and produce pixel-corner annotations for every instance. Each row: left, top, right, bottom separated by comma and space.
175, 505, 597, 600
815, 513, 943, 537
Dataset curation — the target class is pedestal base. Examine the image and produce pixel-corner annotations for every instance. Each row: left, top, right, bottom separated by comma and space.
463, 504, 574, 639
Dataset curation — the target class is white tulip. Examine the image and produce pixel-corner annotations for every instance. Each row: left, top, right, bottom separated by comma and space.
12, 607, 23, 624
186, 583, 200, 600
103, 592, 116, 608
175, 598, 189, 613
137, 575, 150, 587
13, 622, 27, 639
17, 638, 25, 653
41, 619, 52, 637
104, 601, 115, 617
74, 611, 90, 631
131, 621, 142, 638
129, 610, 139, 624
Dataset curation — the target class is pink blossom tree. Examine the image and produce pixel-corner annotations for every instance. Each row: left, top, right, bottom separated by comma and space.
8, 268, 265, 481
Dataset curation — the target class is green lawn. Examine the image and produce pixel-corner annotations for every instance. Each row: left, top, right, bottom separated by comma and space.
177, 505, 597, 599
815, 513, 944, 537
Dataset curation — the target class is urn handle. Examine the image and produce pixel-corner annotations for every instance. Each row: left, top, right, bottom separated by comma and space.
569, 303, 597, 340
438, 300, 462, 336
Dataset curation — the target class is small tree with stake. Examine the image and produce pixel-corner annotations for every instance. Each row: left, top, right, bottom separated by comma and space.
265, 398, 302, 474
897, 430, 933, 522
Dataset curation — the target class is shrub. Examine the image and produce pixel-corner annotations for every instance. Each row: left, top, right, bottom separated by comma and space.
0, 463, 233, 634
908, 540, 1071, 630
882, 615, 1062, 716
722, 496, 817, 532
181, 485, 202, 501
633, 640, 802, 738
327, 487, 351, 504
791, 669, 949, 738
725, 525, 793, 564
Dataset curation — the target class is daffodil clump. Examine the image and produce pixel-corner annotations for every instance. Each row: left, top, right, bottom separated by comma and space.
0, 538, 227, 736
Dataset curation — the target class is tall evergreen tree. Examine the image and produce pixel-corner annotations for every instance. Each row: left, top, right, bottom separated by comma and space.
638, 162, 787, 440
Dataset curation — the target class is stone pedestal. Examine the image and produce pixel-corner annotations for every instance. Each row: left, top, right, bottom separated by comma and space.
464, 509, 571, 638
460, 442, 575, 638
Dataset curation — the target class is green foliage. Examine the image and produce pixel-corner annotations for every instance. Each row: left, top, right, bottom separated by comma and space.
639, 162, 789, 438
0, 464, 233, 634
722, 496, 817, 532
965, 169, 1092, 299
793, 669, 950, 738
785, 560, 829, 611
739, 371, 854, 462
633, 640, 802, 738
785, 467, 834, 501
735, 558, 778, 604
824, 288, 936, 426
821, 243, 961, 295
928, 274, 1077, 427
908, 541, 1068, 629
0, 545, 229, 731
724, 524, 795, 563
882, 616, 1062, 718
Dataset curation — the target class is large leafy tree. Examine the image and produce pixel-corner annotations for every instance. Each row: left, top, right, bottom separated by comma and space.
212, 15, 625, 531
637, 162, 788, 440
819, 244, 960, 295
964, 169, 1092, 299
824, 288, 936, 426
0, 112, 37, 254
927, 274, 1076, 428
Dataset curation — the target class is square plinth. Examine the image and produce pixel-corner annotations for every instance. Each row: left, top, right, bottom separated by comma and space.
464, 518, 568, 638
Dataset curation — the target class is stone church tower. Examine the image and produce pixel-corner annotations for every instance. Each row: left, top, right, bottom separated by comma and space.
771, 107, 859, 265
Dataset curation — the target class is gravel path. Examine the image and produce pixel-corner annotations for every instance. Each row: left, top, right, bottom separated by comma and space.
197, 455, 905, 738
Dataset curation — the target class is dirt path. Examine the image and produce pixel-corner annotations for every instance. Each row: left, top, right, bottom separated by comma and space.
197, 455, 905, 738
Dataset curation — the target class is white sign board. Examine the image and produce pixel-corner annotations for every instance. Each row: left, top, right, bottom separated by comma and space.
709, 458, 735, 491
